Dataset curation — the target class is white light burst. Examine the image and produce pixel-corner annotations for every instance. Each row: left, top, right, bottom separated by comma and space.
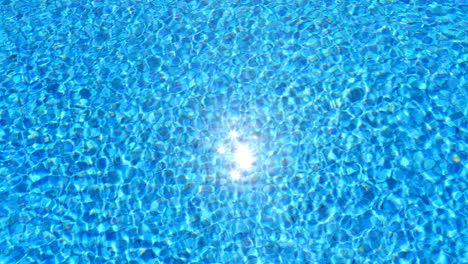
215, 128, 258, 181
234, 143, 255, 170
228, 130, 239, 140
217, 146, 227, 154
230, 170, 241, 180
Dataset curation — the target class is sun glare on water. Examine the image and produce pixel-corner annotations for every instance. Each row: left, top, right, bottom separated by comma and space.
234, 143, 255, 170
216, 129, 258, 181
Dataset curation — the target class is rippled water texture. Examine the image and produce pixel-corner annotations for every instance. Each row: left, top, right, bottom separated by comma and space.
0, 0, 466, 263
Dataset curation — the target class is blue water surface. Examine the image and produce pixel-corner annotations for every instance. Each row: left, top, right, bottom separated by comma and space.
0, 0, 466, 263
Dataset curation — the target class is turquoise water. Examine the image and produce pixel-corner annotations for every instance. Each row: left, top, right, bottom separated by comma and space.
0, 0, 466, 263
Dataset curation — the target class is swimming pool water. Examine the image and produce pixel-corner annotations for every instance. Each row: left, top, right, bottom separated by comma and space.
0, 0, 466, 263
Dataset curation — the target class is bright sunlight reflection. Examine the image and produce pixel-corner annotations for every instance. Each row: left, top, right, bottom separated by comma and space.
216, 129, 257, 181
217, 146, 227, 154
228, 130, 239, 140
234, 143, 255, 170
230, 170, 241, 180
